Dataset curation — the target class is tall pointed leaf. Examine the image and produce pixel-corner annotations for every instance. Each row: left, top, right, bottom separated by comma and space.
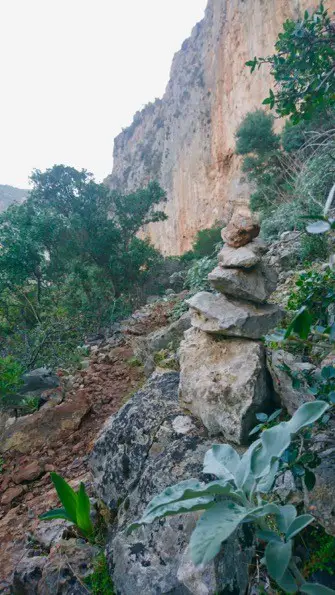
76, 483, 93, 537
50, 472, 77, 523
39, 507, 73, 522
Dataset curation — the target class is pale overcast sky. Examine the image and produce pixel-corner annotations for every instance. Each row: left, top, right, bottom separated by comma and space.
0, 0, 207, 188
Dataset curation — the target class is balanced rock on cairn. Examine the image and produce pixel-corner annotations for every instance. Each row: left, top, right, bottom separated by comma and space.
179, 214, 284, 444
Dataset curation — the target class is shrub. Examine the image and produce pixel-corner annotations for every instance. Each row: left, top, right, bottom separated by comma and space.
0, 356, 23, 410
235, 110, 280, 156
299, 234, 329, 263
191, 225, 223, 258
184, 256, 216, 293
287, 268, 335, 328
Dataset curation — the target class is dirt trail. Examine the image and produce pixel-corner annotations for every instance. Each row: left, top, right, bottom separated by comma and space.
0, 299, 176, 589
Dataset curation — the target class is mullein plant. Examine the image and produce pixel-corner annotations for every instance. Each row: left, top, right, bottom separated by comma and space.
129, 401, 335, 594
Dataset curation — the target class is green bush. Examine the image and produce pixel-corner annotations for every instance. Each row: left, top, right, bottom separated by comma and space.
287, 268, 335, 328
0, 356, 23, 409
299, 234, 329, 263
235, 110, 279, 156
191, 225, 223, 258
184, 256, 216, 293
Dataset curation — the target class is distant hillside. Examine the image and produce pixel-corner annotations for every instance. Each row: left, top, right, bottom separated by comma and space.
0, 185, 28, 212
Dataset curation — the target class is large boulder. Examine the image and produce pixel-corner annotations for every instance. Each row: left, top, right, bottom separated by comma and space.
179, 328, 271, 444
20, 368, 60, 394
131, 312, 191, 376
221, 213, 260, 248
267, 350, 316, 415
208, 264, 277, 303
188, 291, 283, 339
90, 371, 254, 594
90, 371, 186, 511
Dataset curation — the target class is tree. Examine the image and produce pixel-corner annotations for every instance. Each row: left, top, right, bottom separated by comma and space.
0, 165, 167, 368
246, 4, 335, 122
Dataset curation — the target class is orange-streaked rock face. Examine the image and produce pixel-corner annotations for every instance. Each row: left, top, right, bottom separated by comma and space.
106, 0, 324, 255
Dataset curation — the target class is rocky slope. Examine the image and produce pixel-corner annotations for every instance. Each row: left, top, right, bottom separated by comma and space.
0, 185, 28, 213
106, 0, 318, 255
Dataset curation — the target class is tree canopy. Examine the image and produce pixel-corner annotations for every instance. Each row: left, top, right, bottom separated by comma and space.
246, 3, 335, 123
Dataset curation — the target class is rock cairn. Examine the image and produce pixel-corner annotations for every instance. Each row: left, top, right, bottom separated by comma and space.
179, 213, 284, 444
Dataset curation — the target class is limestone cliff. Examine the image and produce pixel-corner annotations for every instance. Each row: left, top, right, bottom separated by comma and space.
106, 0, 321, 255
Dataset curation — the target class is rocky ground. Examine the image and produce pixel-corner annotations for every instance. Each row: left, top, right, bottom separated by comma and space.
0, 297, 179, 591
0, 228, 334, 594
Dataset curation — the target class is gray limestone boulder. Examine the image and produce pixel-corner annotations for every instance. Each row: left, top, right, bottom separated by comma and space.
267, 350, 316, 415
12, 556, 47, 595
179, 328, 271, 444
131, 312, 191, 376
36, 539, 99, 594
20, 368, 60, 394
304, 420, 335, 537
208, 263, 277, 303
90, 371, 254, 594
90, 371, 192, 512
188, 291, 283, 339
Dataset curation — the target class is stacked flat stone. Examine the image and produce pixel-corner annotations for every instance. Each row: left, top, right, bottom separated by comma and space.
187, 213, 283, 339
179, 213, 284, 445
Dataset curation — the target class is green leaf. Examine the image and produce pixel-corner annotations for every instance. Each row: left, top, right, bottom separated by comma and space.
285, 514, 314, 540
276, 568, 298, 593
304, 469, 316, 491
288, 400, 329, 434
276, 505, 297, 534
235, 439, 261, 492
267, 409, 282, 423
203, 444, 240, 481
50, 472, 78, 524
249, 424, 263, 436
128, 478, 232, 532
256, 413, 268, 422
257, 460, 279, 493
265, 540, 292, 581
189, 501, 249, 565
321, 366, 335, 379
76, 482, 93, 537
306, 220, 331, 234
284, 306, 313, 340
301, 584, 335, 594
251, 423, 292, 478
39, 507, 73, 522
